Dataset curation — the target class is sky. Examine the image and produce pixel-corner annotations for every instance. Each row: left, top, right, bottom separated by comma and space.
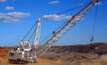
0, 0, 107, 46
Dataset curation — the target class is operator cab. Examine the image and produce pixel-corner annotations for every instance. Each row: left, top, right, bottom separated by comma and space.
8, 48, 25, 63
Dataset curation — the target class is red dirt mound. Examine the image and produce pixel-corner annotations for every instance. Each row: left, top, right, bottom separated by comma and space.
0, 49, 10, 59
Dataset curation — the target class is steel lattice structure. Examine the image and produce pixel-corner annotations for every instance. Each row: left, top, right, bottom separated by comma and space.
37, 0, 98, 57
33, 18, 42, 49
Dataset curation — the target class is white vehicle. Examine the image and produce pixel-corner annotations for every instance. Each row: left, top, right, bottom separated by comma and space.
8, 18, 42, 63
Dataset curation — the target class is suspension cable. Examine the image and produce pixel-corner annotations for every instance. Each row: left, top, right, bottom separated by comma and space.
22, 21, 37, 40
22, 1, 90, 44
40, 2, 90, 44
32, 26, 37, 44
43, 2, 89, 20
56, 5, 84, 15
39, 20, 68, 44
28, 25, 37, 41
56, 3, 89, 15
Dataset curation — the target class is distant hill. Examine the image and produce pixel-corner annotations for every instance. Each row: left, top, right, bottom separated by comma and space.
1, 42, 107, 54
0, 46, 19, 49
48, 42, 107, 54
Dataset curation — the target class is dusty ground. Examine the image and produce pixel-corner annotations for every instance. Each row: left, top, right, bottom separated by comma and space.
0, 48, 107, 65
0, 49, 67, 65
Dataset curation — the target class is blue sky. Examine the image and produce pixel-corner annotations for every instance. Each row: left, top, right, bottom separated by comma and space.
0, 0, 107, 46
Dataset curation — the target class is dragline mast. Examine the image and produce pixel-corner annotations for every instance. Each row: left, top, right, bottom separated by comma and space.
33, 18, 42, 49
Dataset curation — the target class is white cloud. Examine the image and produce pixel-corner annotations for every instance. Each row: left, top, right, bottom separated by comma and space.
79, 3, 84, 6
43, 14, 72, 21
3, 18, 21, 23
0, 0, 16, 3
5, 6, 14, 10
95, 1, 103, 5
0, 0, 6, 2
48, 1, 60, 4
0, 12, 31, 23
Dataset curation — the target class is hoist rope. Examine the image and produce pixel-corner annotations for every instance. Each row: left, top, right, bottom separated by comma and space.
90, 3, 98, 42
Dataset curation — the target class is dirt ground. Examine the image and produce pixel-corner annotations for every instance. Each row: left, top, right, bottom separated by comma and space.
0, 49, 67, 65
0, 49, 107, 65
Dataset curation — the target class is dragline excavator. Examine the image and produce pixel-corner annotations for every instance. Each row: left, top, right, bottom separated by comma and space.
8, 0, 98, 64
